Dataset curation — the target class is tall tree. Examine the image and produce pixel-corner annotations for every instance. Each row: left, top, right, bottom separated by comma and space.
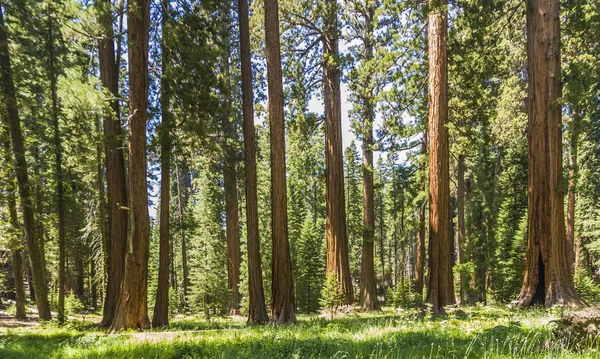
238, 0, 268, 324
0, 5, 52, 321
109, 0, 151, 331
516, 0, 583, 308
265, 0, 296, 324
426, 0, 455, 313
96, 0, 129, 328
323, 0, 353, 305
152, 0, 172, 328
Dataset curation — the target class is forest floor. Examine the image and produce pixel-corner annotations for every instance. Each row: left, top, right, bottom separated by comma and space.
0, 306, 598, 358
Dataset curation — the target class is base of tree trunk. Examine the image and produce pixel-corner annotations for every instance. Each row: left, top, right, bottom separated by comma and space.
555, 305, 600, 346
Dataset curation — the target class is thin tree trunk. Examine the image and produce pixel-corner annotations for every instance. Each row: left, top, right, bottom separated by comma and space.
238, 0, 268, 324
109, 0, 151, 331
457, 154, 466, 304
95, 118, 107, 311
265, 0, 296, 324
566, 111, 579, 274
152, 0, 172, 328
323, 0, 353, 305
97, 0, 129, 328
219, 6, 242, 317
0, 5, 51, 321
516, 0, 583, 308
426, 0, 455, 313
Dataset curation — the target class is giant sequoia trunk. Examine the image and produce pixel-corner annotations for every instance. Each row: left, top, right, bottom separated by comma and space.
265, 0, 296, 324
109, 0, 151, 331
359, 1, 377, 312
219, 7, 242, 317
238, 0, 268, 324
516, 0, 583, 308
414, 137, 427, 297
426, 0, 455, 313
152, 0, 171, 328
96, 0, 129, 328
0, 6, 52, 321
323, 0, 353, 305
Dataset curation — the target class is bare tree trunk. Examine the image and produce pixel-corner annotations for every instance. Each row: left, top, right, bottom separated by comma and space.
457, 154, 466, 304
96, 0, 129, 328
414, 138, 426, 297
265, 0, 296, 324
360, 1, 377, 312
109, 0, 151, 331
0, 5, 52, 321
152, 0, 172, 328
426, 0, 455, 313
323, 0, 353, 305
566, 111, 579, 275
238, 0, 268, 324
516, 0, 583, 308
219, 6, 242, 317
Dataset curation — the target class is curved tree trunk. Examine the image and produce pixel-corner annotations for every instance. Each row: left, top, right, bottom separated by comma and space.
0, 5, 52, 321
238, 0, 268, 324
516, 0, 583, 308
96, 0, 129, 328
152, 0, 172, 328
109, 0, 151, 332
265, 0, 296, 324
323, 0, 353, 305
426, 0, 455, 313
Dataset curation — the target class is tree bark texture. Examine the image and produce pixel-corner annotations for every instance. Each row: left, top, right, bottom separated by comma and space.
426, 0, 455, 313
323, 0, 354, 305
516, 0, 583, 308
238, 0, 268, 324
109, 0, 151, 331
0, 5, 52, 321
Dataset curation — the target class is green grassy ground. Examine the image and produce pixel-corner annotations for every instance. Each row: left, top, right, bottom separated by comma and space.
0, 306, 597, 358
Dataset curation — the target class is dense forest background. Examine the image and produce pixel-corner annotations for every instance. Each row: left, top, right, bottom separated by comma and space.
1, 0, 600, 330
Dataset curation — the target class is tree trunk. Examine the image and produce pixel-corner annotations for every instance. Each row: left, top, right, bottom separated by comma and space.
0, 5, 52, 321
323, 0, 353, 305
109, 0, 151, 331
95, 119, 107, 311
238, 0, 268, 324
516, 0, 583, 308
152, 0, 171, 328
457, 154, 466, 304
426, 0, 455, 313
219, 6, 242, 317
96, 0, 129, 328
265, 0, 296, 324
566, 111, 579, 275
414, 138, 426, 297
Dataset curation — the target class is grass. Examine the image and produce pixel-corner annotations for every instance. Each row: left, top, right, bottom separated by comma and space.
0, 306, 598, 358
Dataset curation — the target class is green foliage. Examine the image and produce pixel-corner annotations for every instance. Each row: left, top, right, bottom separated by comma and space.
320, 272, 344, 319
295, 217, 325, 313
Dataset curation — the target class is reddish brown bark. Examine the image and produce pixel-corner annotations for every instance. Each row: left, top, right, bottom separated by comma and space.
97, 0, 129, 328
0, 5, 52, 321
426, 0, 455, 313
152, 0, 171, 328
516, 0, 583, 308
323, 0, 354, 305
109, 0, 151, 331
238, 0, 268, 324
265, 0, 296, 324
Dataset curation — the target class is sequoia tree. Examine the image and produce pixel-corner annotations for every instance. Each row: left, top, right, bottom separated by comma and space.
238, 0, 268, 324
265, 0, 296, 324
323, 0, 353, 305
0, 5, 52, 321
426, 0, 455, 313
96, 0, 129, 328
516, 0, 583, 308
109, 0, 151, 331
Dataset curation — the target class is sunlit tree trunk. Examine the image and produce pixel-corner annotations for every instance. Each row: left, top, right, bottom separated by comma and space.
426, 0, 455, 313
516, 0, 583, 308
109, 0, 151, 331
0, 5, 52, 321
238, 0, 268, 324
323, 0, 353, 305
